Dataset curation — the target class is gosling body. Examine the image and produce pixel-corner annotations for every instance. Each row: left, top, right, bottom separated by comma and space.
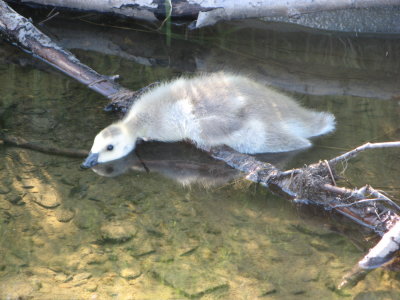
83, 72, 335, 167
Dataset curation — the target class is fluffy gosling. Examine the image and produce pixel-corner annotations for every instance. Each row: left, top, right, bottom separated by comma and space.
82, 72, 335, 167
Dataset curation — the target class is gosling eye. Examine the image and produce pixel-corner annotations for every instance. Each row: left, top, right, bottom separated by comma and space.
107, 144, 114, 151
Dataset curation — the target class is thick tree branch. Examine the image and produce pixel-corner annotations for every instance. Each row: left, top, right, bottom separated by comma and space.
0, 0, 137, 111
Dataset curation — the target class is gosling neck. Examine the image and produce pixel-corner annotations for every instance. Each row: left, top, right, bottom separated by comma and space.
121, 114, 148, 141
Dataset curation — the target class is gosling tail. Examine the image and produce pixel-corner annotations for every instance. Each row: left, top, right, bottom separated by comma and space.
309, 111, 336, 137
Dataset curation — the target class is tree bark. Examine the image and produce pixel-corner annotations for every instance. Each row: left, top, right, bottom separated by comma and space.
0, 0, 138, 111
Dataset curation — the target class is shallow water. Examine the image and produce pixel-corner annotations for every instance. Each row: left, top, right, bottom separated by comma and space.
0, 12, 400, 299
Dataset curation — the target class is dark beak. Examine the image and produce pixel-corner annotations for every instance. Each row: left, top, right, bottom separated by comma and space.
81, 152, 99, 169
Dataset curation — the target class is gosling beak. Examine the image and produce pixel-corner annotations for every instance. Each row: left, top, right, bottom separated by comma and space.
81, 152, 99, 169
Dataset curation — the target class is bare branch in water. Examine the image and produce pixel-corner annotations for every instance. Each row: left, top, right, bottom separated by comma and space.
0, 0, 138, 110
329, 141, 400, 165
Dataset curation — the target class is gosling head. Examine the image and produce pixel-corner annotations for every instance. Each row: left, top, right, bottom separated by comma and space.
81, 123, 137, 168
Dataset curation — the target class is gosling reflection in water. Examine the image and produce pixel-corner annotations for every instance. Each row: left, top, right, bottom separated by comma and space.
91, 142, 300, 187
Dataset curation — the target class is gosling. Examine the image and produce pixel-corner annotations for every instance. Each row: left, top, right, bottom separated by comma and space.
82, 72, 335, 167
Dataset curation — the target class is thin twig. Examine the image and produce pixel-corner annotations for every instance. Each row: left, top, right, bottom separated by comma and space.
324, 160, 337, 186
332, 198, 386, 208
366, 185, 400, 212
38, 10, 59, 25
329, 141, 400, 165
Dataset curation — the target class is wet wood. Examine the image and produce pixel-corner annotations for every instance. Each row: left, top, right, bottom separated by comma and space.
0, 0, 136, 110
209, 144, 400, 233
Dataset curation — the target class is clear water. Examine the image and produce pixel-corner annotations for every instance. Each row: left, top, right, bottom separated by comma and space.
0, 13, 400, 299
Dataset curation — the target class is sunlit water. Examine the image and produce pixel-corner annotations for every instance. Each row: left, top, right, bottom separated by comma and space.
0, 11, 400, 300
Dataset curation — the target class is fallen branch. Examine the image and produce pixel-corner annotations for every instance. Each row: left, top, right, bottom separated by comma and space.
339, 219, 400, 289
359, 221, 400, 269
0, 0, 138, 111
209, 145, 400, 234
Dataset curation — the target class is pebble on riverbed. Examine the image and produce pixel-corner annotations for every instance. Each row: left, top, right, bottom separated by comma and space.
54, 273, 70, 282
152, 263, 229, 298
100, 220, 137, 243
120, 267, 142, 280
86, 282, 98, 292
0, 277, 41, 299
55, 207, 75, 222
73, 272, 92, 282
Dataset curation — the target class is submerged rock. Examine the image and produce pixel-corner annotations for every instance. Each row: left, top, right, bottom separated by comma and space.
73, 206, 103, 229
152, 263, 229, 298
68, 272, 93, 287
86, 282, 98, 292
354, 290, 400, 300
54, 273, 70, 282
83, 252, 107, 265
5, 193, 24, 205
100, 220, 137, 243
74, 272, 92, 282
0, 277, 41, 299
120, 267, 141, 280
0, 186, 11, 194
55, 207, 75, 222
0, 197, 12, 209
